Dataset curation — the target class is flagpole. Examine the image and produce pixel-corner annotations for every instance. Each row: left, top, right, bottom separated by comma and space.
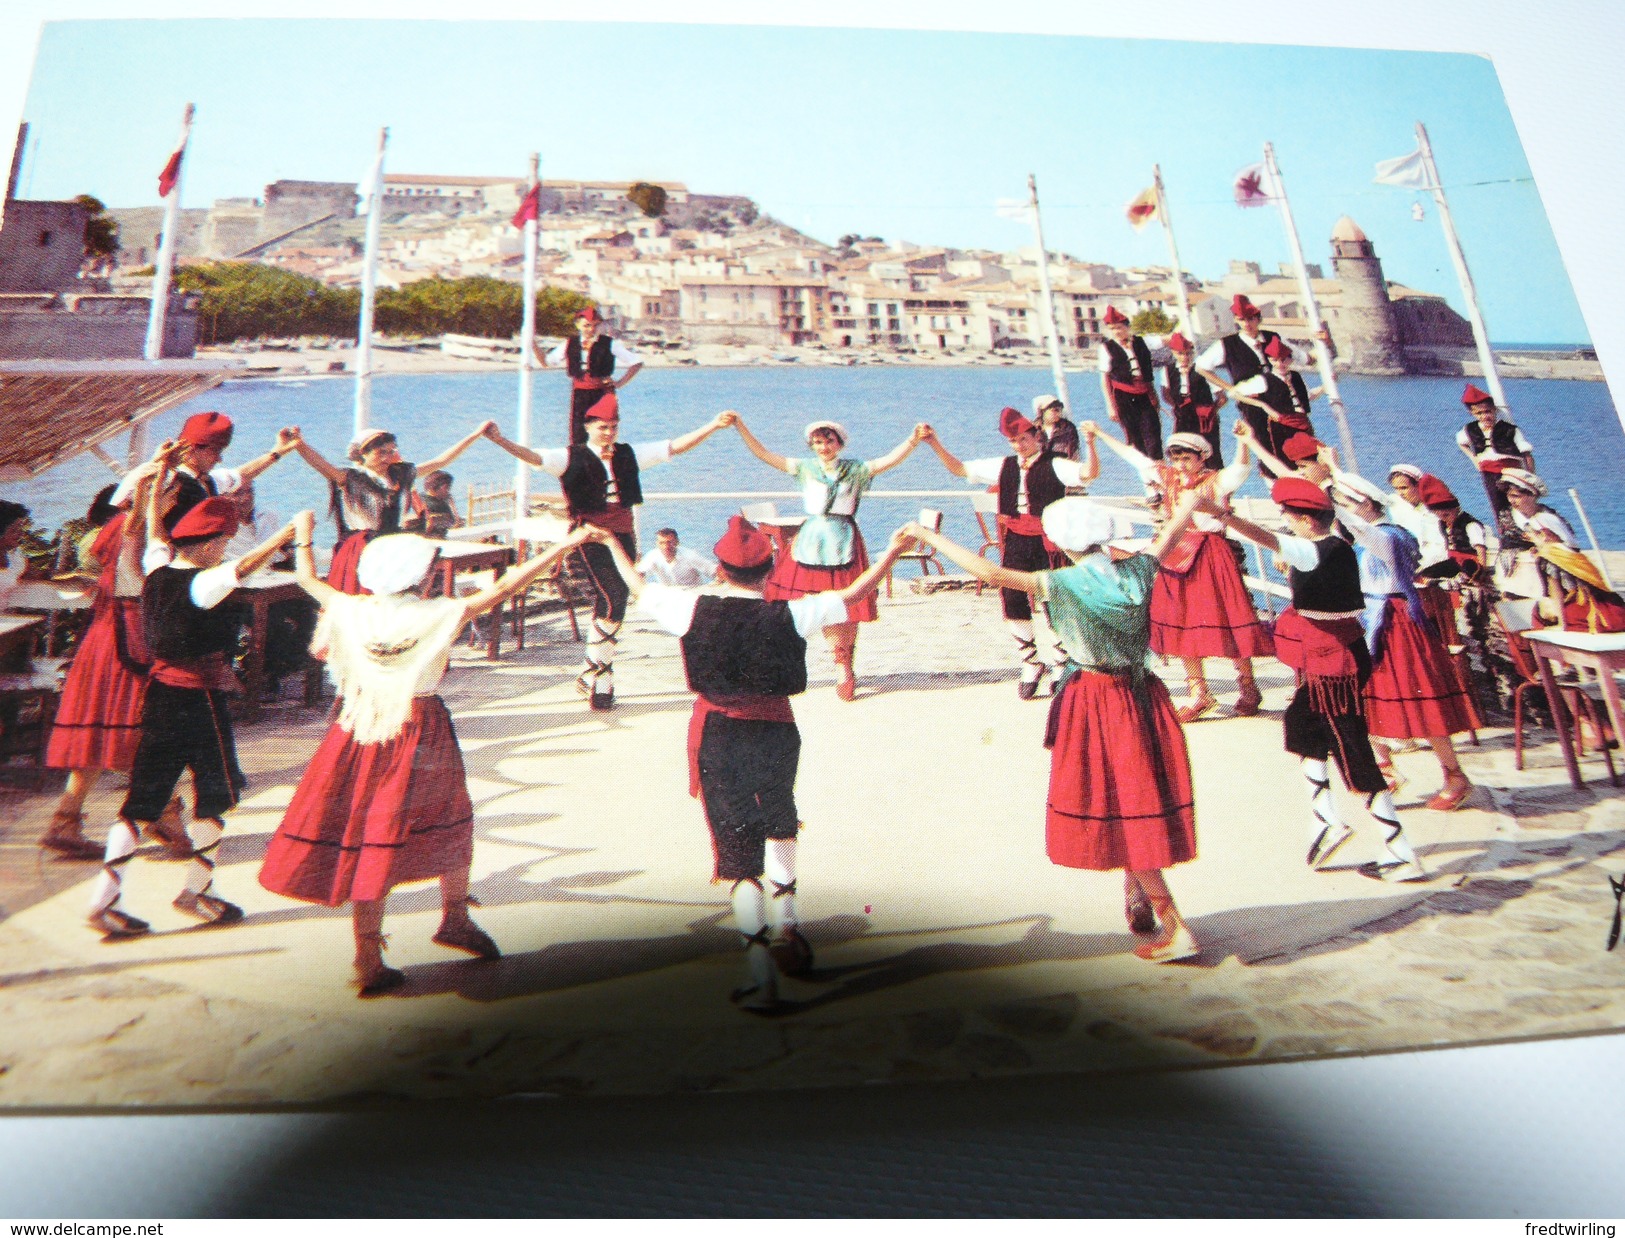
515, 152, 540, 512
1152, 164, 1195, 340
1415, 121, 1508, 413
353, 126, 388, 440
1263, 141, 1357, 473
136, 102, 193, 464
1027, 173, 1071, 410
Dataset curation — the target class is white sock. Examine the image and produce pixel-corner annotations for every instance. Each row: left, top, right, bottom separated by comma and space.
731, 877, 775, 990
183, 817, 225, 896
583, 620, 620, 695
764, 838, 799, 936
1366, 791, 1419, 866
1301, 758, 1345, 845
1007, 620, 1041, 682
88, 820, 139, 916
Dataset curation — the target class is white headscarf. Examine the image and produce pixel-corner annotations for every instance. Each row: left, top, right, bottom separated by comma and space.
1042, 497, 1134, 553
313, 590, 468, 745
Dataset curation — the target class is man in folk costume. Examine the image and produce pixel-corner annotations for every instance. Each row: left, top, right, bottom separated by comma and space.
921, 407, 1100, 698
1454, 384, 1535, 523
1216, 477, 1431, 884
484, 396, 732, 709
1197, 297, 1328, 465
1327, 472, 1480, 813
1097, 305, 1164, 460
108, 412, 300, 534
538, 305, 644, 447
1161, 332, 1227, 466
1087, 421, 1271, 720
86, 489, 299, 938
1229, 337, 1323, 472
594, 517, 912, 1010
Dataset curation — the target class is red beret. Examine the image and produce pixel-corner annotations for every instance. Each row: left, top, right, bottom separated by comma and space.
1231, 295, 1261, 319
179, 412, 234, 449
1281, 432, 1323, 463
170, 495, 242, 542
1103, 305, 1129, 326
1461, 383, 1494, 407
577, 305, 603, 324
1415, 475, 1458, 509
713, 515, 774, 570
998, 406, 1036, 439
1165, 331, 1191, 352
1272, 477, 1333, 513
582, 392, 619, 423
1263, 335, 1292, 361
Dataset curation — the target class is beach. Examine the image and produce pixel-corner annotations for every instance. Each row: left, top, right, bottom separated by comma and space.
1, 578, 1621, 1108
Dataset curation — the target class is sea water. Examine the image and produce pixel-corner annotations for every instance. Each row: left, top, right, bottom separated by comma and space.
11, 365, 1625, 555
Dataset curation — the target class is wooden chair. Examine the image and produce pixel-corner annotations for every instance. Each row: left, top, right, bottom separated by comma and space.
885, 508, 946, 598
1496, 599, 1619, 783
465, 484, 518, 529
969, 491, 1002, 597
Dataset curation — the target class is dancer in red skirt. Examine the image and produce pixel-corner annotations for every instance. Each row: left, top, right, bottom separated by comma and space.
728, 415, 927, 700
259, 512, 596, 996
902, 490, 1212, 963
1328, 473, 1480, 812
1086, 422, 1272, 720
281, 421, 496, 594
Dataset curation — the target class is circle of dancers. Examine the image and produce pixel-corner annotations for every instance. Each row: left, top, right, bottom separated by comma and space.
13, 330, 1623, 1013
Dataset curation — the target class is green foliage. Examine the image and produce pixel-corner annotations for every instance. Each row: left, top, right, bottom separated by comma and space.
626, 182, 668, 218
1131, 306, 1178, 336
167, 261, 593, 343
73, 194, 120, 259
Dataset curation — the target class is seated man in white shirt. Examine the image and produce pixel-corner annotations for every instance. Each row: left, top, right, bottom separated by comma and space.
636, 528, 718, 588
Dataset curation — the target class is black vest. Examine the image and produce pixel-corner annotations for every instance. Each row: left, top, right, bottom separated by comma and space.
1257, 371, 1313, 426
1219, 330, 1280, 384
143, 565, 240, 664
1444, 510, 1483, 556
1461, 419, 1523, 458
1288, 536, 1364, 613
1102, 336, 1154, 388
681, 595, 808, 698
164, 470, 218, 533
560, 443, 643, 514
566, 334, 616, 380
1163, 364, 1215, 411
998, 453, 1067, 520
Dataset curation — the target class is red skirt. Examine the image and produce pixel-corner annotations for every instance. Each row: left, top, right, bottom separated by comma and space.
326, 531, 373, 595
259, 695, 474, 906
1149, 532, 1275, 660
45, 599, 147, 773
763, 528, 876, 623
1364, 599, 1481, 740
1044, 670, 1197, 872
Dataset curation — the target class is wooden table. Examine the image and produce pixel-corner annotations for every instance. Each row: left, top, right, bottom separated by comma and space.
1523, 628, 1625, 789
431, 540, 518, 659
227, 571, 324, 725
446, 516, 580, 645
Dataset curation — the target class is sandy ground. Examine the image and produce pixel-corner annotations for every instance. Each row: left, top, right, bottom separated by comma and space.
1, 578, 1622, 1108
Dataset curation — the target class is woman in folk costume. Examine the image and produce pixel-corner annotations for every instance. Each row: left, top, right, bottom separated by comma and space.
1328, 473, 1480, 812
729, 414, 928, 701
903, 491, 1212, 964
1217, 477, 1431, 884
260, 513, 596, 996
1087, 420, 1271, 721
1161, 332, 1227, 466
596, 517, 912, 1011
1387, 466, 1456, 642
281, 421, 496, 595
41, 458, 175, 859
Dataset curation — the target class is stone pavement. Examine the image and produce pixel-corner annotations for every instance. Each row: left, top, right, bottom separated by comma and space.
1, 579, 1623, 1107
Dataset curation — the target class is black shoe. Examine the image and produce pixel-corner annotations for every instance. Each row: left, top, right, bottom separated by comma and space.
172, 891, 245, 925
590, 688, 616, 711
356, 964, 407, 998
433, 918, 501, 960
89, 908, 150, 940
770, 926, 815, 977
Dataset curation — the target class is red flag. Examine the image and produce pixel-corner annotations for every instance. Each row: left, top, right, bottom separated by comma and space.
1126, 186, 1158, 230
157, 149, 184, 198
511, 184, 540, 229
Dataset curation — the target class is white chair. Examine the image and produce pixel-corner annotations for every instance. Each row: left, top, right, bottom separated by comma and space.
969, 491, 1002, 596
886, 508, 946, 598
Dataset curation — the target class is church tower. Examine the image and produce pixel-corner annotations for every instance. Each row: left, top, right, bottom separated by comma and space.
1328, 216, 1406, 374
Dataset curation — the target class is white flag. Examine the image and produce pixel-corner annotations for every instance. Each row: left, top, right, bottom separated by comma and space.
995, 197, 1035, 224
1374, 147, 1432, 189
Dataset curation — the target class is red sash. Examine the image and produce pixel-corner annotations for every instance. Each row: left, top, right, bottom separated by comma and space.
1109, 377, 1152, 396
1271, 609, 1362, 681
687, 694, 796, 797
577, 504, 636, 535
572, 375, 613, 391
150, 652, 231, 691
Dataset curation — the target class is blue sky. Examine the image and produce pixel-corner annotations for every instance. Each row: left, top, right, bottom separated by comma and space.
16, 19, 1586, 343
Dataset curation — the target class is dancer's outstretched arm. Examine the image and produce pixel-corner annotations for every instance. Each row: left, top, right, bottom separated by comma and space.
281, 427, 347, 485
420, 421, 499, 474
902, 524, 1035, 593
730, 413, 792, 473
461, 526, 595, 618
866, 425, 929, 476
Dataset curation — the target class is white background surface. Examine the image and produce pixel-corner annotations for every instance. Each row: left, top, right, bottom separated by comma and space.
1, 0, 1622, 1217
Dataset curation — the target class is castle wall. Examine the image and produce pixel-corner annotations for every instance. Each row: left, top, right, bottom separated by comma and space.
0, 293, 199, 359
0, 200, 90, 292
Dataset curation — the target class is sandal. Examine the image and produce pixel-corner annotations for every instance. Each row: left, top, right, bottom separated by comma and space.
1233, 678, 1262, 717
1175, 683, 1217, 724
1425, 773, 1473, 813
89, 907, 150, 940
172, 890, 244, 925
1133, 921, 1201, 963
354, 932, 406, 998
433, 916, 501, 960
1376, 762, 1408, 798
40, 810, 102, 862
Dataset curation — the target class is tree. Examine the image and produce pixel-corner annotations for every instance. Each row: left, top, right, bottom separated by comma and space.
1131, 306, 1178, 336
74, 194, 120, 269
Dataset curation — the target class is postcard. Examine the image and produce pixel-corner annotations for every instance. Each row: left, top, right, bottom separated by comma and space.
1, 15, 1623, 1111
